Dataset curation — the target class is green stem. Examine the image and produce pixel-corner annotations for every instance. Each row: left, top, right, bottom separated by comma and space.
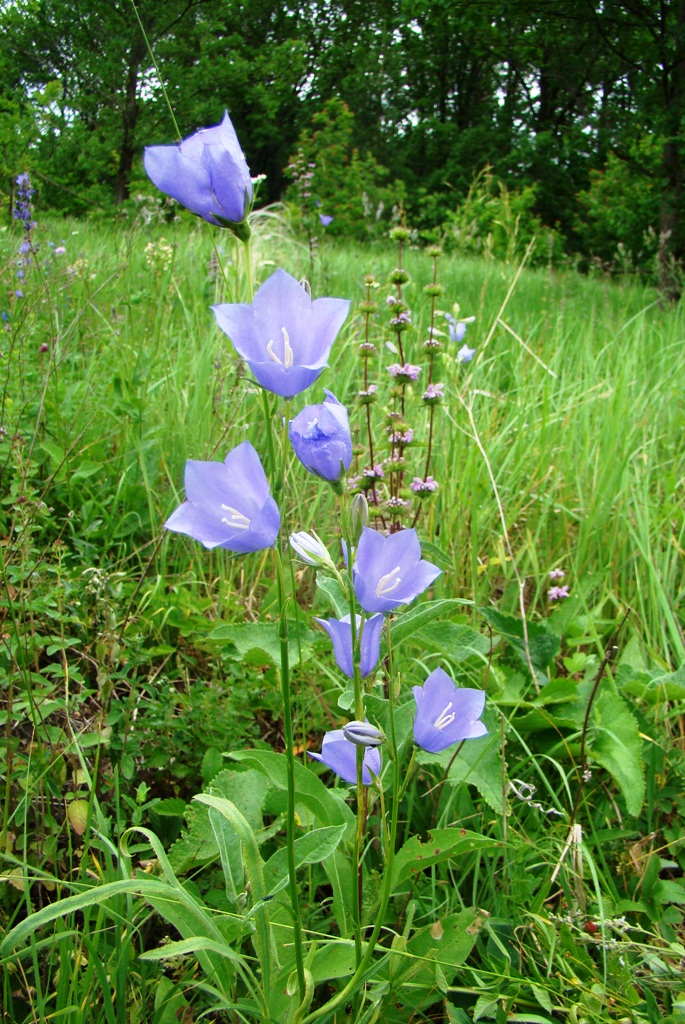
302, 719, 401, 1024
274, 545, 306, 1003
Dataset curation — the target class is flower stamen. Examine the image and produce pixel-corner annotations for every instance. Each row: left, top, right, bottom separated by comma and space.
433, 701, 456, 730
375, 566, 402, 598
266, 327, 294, 368
220, 504, 251, 530
266, 338, 283, 365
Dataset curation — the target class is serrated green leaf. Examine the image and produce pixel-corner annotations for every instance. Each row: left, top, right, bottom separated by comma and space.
167, 768, 268, 874
618, 662, 685, 704
390, 599, 473, 647
480, 607, 560, 678
205, 621, 314, 665
229, 750, 354, 836
263, 824, 346, 893
588, 691, 645, 816
399, 909, 484, 1012
316, 572, 349, 618
416, 620, 492, 663
391, 828, 501, 889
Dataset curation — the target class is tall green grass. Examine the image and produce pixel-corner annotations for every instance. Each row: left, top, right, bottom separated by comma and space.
2, 211, 683, 663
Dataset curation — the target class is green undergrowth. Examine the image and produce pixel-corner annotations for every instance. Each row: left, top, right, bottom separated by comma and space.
1, 210, 684, 1022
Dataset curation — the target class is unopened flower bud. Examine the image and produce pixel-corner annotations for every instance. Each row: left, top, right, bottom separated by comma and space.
343, 721, 384, 747
290, 531, 334, 568
350, 493, 369, 538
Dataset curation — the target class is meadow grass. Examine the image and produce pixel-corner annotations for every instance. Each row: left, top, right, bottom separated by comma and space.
1, 209, 684, 1023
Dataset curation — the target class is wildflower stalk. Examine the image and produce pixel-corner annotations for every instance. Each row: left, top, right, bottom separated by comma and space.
301, 623, 401, 1024
273, 544, 306, 1003
338, 491, 366, 973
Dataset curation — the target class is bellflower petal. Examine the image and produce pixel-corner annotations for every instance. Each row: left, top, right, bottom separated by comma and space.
289, 390, 352, 482
413, 668, 487, 753
308, 729, 381, 784
144, 111, 252, 228
164, 440, 279, 553
353, 527, 441, 613
212, 269, 350, 399
314, 612, 384, 678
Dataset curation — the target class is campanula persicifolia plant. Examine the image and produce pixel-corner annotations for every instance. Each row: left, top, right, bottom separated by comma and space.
3, 107, 490, 1024
144, 109, 491, 1021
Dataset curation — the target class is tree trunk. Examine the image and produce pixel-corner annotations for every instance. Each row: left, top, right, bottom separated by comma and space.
114, 47, 144, 205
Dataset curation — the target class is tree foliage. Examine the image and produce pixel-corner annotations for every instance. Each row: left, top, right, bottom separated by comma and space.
1, 0, 683, 286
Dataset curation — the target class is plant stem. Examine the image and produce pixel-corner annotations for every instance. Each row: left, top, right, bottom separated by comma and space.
274, 545, 306, 1003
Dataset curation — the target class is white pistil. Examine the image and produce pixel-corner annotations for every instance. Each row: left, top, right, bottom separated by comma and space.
282, 326, 294, 368
266, 327, 294, 368
375, 565, 402, 598
433, 701, 456, 730
220, 504, 251, 530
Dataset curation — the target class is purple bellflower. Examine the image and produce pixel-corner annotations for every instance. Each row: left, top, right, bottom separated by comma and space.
319, 214, 334, 227
445, 313, 466, 343
457, 343, 476, 363
413, 668, 487, 753
314, 612, 384, 679
212, 268, 350, 399
309, 729, 381, 785
289, 390, 352, 482
353, 527, 441, 614
144, 112, 253, 236
164, 440, 279, 553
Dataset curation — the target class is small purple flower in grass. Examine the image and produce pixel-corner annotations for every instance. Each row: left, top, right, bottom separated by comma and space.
212, 268, 350, 399
423, 382, 444, 404
457, 343, 476, 363
549, 568, 565, 580
413, 668, 487, 753
548, 585, 570, 600
289, 390, 352, 483
319, 213, 333, 226
309, 729, 381, 784
144, 111, 252, 234
353, 526, 441, 614
315, 612, 384, 679
388, 363, 421, 382
410, 476, 439, 495
164, 440, 279, 553
54, 246, 66, 256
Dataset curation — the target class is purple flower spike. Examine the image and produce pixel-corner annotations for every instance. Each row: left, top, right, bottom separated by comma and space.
314, 612, 385, 679
353, 527, 441, 614
144, 111, 252, 230
309, 729, 381, 785
289, 390, 352, 482
413, 668, 487, 753
164, 440, 279, 553
212, 268, 350, 399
